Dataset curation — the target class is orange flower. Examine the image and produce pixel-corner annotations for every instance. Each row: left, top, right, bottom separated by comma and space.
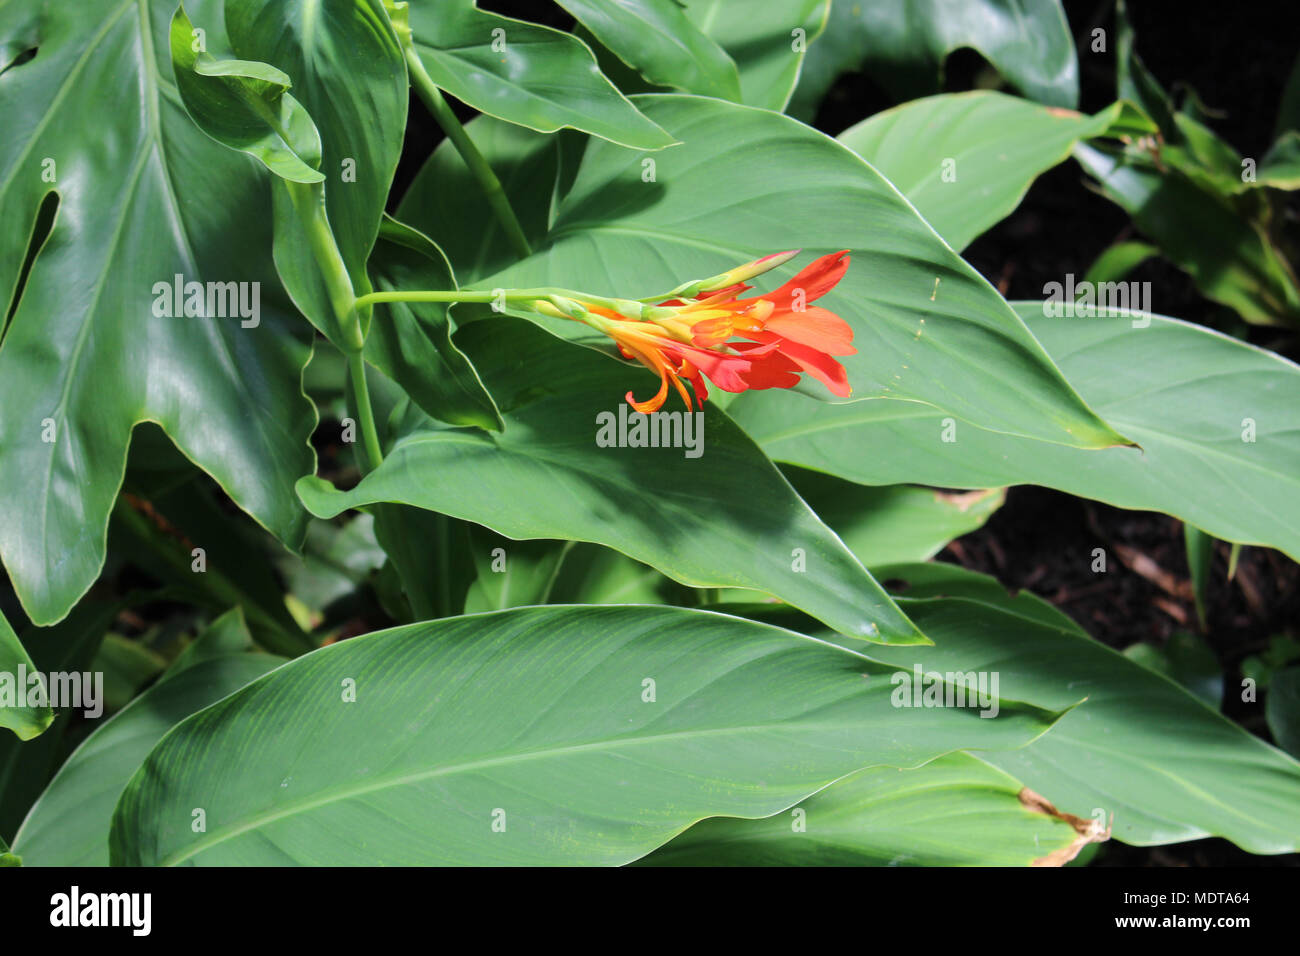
567, 250, 857, 413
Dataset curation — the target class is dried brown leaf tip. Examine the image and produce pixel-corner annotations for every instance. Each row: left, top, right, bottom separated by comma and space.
1019, 787, 1112, 867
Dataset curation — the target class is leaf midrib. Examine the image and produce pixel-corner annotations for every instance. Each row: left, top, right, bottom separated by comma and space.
157, 718, 869, 865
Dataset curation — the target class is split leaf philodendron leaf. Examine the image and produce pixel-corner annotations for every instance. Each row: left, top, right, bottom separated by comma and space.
13, 609, 284, 867
791, 0, 1078, 119
406, 0, 675, 149
555, 0, 741, 102
363, 217, 502, 431
428, 94, 1128, 450
733, 307, 1300, 561
838, 93, 1126, 251
0, 609, 51, 741
169, 5, 324, 183
298, 318, 925, 645
109, 605, 1057, 865
638, 752, 1098, 866
0, 0, 317, 625
865, 565, 1300, 854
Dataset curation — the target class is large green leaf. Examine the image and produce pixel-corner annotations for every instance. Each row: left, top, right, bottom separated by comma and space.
791, 0, 1077, 118
406, 0, 674, 149
299, 319, 922, 644
436, 94, 1125, 449
733, 307, 1300, 561
13, 610, 284, 866
0, 608, 50, 741
110, 604, 1055, 865
864, 565, 1300, 853
639, 752, 1092, 866
0, 0, 317, 625
680, 0, 830, 111
839, 93, 1122, 251
556, 0, 741, 102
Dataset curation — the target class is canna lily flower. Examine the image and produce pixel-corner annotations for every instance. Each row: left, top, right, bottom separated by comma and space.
536, 250, 857, 414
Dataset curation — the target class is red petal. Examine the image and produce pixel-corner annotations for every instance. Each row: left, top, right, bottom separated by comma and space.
774, 339, 852, 396
763, 250, 849, 308
764, 306, 856, 355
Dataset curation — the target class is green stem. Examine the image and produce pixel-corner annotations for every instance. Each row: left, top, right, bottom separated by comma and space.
347, 351, 383, 473
403, 47, 532, 260
284, 180, 365, 352
355, 288, 546, 308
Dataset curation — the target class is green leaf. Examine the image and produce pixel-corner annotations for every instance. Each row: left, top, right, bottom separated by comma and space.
299, 319, 922, 644
93, 634, 167, 714
861, 565, 1300, 853
0, 0, 317, 625
1266, 668, 1300, 760
371, 506, 475, 622
1183, 524, 1215, 630
110, 433, 314, 656
680, 0, 830, 110
363, 217, 502, 430
463, 529, 572, 614
1114, 0, 1178, 139
1123, 631, 1222, 710
450, 94, 1126, 449
732, 307, 1300, 561
548, 544, 672, 606
785, 467, 1002, 566
168, 5, 324, 183
109, 604, 1055, 865
0, 598, 124, 839
556, 0, 741, 101
838, 93, 1122, 251
1081, 239, 1159, 286
397, 115, 557, 285
638, 752, 1093, 866
168, 606, 259, 674
226, 0, 407, 289
1074, 141, 1300, 325
277, 514, 387, 620
0, 608, 51, 741
406, 0, 674, 149
792, 0, 1077, 118
13, 611, 283, 866
1256, 131, 1300, 191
